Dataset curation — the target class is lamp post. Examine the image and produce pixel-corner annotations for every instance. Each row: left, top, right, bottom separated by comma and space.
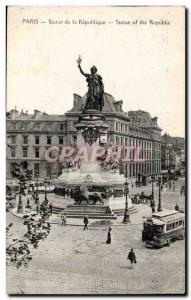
36, 171, 39, 193
168, 168, 172, 189
17, 192, 23, 213
44, 179, 48, 201
157, 177, 162, 212
122, 163, 130, 223
151, 175, 155, 213
151, 176, 154, 200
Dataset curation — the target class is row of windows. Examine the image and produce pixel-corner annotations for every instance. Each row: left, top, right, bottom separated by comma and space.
10, 147, 40, 158
7, 121, 67, 131
115, 122, 128, 133
9, 146, 70, 159
115, 136, 156, 149
9, 135, 65, 145
129, 139, 152, 149
128, 161, 161, 177
154, 144, 161, 151
129, 128, 151, 139
116, 136, 128, 146
166, 220, 184, 231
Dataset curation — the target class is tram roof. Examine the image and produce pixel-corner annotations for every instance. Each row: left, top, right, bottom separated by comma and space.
153, 210, 180, 218
152, 209, 184, 222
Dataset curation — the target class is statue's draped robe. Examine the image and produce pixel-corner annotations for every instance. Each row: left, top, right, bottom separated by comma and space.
78, 65, 104, 111
86, 74, 104, 110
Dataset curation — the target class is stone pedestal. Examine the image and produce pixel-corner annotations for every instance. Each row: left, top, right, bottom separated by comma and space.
62, 205, 116, 220
56, 108, 136, 220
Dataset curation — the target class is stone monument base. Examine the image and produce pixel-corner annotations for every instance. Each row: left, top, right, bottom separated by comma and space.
53, 204, 117, 220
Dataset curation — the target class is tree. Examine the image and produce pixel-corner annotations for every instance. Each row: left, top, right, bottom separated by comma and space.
11, 162, 32, 197
6, 214, 51, 269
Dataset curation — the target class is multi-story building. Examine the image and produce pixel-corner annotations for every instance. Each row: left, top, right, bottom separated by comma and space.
6, 92, 162, 180
6, 109, 67, 180
161, 133, 185, 172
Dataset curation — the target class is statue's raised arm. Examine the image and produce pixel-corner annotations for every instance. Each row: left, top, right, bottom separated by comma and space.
78, 64, 89, 77
77, 55, 88, 77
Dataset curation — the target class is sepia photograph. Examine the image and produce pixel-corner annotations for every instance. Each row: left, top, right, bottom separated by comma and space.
6, 5, 186, 295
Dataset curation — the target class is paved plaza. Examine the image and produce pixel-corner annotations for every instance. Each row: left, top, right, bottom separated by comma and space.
6, 178, 185, 294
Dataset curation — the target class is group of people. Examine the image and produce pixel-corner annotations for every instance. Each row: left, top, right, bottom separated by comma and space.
53, 210, 138, 270
82, 216, 137, 269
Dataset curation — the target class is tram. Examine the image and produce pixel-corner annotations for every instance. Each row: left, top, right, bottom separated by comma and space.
142, 209, 185, 248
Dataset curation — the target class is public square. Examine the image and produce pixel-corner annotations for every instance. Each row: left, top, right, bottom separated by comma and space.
6, 178, 185, 295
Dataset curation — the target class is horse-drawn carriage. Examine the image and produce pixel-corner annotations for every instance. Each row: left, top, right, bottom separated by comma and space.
131, 192, 153, 204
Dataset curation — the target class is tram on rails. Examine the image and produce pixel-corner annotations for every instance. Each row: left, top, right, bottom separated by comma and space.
142, 209, 185, 248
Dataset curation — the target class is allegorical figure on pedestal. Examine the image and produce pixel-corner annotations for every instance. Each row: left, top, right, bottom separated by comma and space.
77, 55, 104, 111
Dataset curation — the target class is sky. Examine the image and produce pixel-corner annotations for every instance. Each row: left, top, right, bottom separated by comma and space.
7, 6, 185, 137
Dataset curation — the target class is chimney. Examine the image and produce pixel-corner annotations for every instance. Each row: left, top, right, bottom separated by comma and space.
152, 117, 158, 126
9, 108, 18, 119
34, 109, 41, 117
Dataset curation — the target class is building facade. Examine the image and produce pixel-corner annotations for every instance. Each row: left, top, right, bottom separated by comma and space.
161, 133, 185, 172
6, 92, 162, 180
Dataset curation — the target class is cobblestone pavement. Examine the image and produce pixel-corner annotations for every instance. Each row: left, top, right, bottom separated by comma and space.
6, 178, 185, 294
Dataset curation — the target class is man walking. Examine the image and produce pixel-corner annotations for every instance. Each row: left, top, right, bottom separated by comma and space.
127, 249, 136, 269
83, 215, 89, 230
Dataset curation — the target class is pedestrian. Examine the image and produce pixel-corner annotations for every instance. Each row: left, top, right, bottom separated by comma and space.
175, 204, 179, 211
106, 227, 112, 244
36, 204, 39, 213
106, 206, 111, 214
83, 215, 89, 230
127, 249, 136, 269
32, 192, 35, 202
35, 192, 39, 205
61, 213, 66, 225
173, 185, 175, 192
49, 203, 53, 215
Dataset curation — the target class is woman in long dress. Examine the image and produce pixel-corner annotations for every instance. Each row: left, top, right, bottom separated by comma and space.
78, 62, 104, 111
106, 227, 112, 244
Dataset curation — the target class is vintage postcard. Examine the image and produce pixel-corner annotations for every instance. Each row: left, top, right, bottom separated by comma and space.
6, 6, 185, 295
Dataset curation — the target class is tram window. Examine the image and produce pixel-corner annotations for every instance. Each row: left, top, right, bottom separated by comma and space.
179, 220, 183, 226
172, 223, 175, 229
175, 222, 179, 227
166, 224, 172, 231
154, 225, 163, 233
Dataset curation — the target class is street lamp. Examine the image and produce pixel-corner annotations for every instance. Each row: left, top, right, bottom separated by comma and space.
36, 171, 39, 192
17, 193, 23, 213
151, 175, 155, 213
122, 163, 130, 223
157, 177, 162, 212
168, 168, 172, 189
151, 176, 154, 199
44, 179, 48, 201
122, 180, 130, 223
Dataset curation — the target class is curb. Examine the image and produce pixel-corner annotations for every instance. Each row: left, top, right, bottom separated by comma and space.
11, 209, 144, 227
